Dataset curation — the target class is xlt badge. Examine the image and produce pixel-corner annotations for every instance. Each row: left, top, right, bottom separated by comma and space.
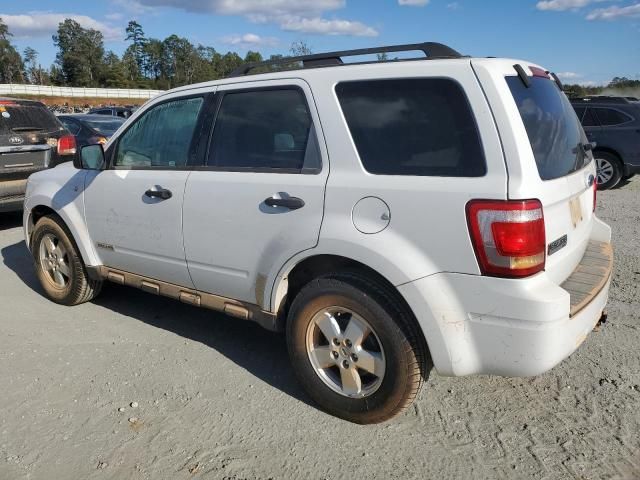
547, 235, 567, 256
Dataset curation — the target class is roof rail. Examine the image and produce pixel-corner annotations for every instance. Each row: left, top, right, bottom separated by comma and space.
570, 96, 630, 105
227, 42, 463, 78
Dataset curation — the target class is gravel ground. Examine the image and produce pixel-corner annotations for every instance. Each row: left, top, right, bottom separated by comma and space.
0, 179, 639, 480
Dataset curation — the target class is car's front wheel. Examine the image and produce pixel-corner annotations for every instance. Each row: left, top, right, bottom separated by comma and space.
595, 152, 623, 190
32, 215, 102, 305
286, 272, 429, 424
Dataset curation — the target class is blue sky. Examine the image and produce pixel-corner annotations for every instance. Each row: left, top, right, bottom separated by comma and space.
1, 0, 639, 85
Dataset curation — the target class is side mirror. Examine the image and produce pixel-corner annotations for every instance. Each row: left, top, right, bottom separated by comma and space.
75, 144, 106, 170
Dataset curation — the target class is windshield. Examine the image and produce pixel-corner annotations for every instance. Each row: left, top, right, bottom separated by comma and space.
0, 101, 62, 134
506, 76, 590, 180
84, 117, 125, 136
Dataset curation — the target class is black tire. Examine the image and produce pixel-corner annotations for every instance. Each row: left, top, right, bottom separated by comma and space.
594, 151, 623, 190
286, 272, 430, 424
32, 215, 102, 305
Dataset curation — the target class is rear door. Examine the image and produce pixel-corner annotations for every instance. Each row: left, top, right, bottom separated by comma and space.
592, 107, 640, 165
182, 79, 328, 307
472, 60, 597, 284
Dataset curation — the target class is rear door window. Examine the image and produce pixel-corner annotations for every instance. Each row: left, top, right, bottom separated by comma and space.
335, 79, 486, 177
582, 108, 599, 127
506, 76, 588, 180
593, 108, 633, 126
207, 88, 319, 172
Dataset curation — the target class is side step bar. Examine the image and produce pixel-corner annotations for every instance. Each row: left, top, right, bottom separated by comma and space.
95, 266, 279, 331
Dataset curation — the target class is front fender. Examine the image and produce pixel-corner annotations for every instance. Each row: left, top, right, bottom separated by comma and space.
24, 171, 100, 267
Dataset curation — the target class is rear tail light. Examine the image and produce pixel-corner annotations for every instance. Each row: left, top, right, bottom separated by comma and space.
466, 199, 546, 278
57, 135, 77, 156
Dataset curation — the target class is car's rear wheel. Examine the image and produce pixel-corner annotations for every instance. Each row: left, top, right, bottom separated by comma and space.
32, 215, 102, 305
594, 152, 623, 190
286, 272, 429, 424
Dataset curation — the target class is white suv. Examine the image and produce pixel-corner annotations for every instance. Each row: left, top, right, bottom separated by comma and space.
23, 43, 613, 424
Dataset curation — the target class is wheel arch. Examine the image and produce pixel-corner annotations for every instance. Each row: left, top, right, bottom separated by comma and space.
592, 146, 623, 164
26, 198, 100, 267
270, 252, 432, 362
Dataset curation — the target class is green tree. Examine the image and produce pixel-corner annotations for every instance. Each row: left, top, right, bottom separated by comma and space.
0, 17, 25, 83
102, 51, 127, 87
289, 40, 312, 56
53, 19, 105, 86
125, 20, 146, 79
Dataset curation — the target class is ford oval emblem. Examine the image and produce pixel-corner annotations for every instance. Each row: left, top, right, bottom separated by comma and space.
586, 174, 595, 188
8, 136, 23, 145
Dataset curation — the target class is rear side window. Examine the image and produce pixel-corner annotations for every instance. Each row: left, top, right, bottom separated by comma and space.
594, 108, 632, 126
335, 79, 486, 177
60, 118, 81, 135
507, 76, 588, 180
581, 108, 599, 127
208, 88, 319, 172
0, 102, 62, 134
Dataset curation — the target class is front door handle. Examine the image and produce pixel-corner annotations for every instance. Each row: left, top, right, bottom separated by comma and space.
264, 196, 305, 210
145, 188, 172, 200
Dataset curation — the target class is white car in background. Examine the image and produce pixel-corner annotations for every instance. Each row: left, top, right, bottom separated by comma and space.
22, 42, 612, 424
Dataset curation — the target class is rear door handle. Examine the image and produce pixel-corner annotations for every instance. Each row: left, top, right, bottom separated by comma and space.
145, 187, 172, 200
264, 196, 305, 210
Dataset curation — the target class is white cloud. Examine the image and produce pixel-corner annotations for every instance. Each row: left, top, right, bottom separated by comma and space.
105, 13, 124, 21
116, 0, 377, 37
222, 33, 279, 47
447, 2, 461, 9
278, 16, 378, 36
587, 3, 640, 19
121, 0, 345, 16
536, 0, 609, 11
557, 71, 582, 79
398, 0, 430, 6
0, 12, 121, 41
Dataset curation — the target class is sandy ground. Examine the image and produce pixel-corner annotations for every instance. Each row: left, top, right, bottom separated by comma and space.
0, 179, 639, 480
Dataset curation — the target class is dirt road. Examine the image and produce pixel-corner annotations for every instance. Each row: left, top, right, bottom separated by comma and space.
1, 180, 639, 479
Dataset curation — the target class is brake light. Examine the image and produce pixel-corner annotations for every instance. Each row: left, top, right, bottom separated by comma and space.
466, 199, 546, 278
529, 66, 550, 79
57, 135, 77, 156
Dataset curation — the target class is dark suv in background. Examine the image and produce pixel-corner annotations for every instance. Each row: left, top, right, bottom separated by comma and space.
571, 96, 640, 189
0, 98, 76, 212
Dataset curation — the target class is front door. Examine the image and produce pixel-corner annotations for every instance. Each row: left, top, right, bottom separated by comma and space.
182, 80, 328, 307
84, 95, 207, 287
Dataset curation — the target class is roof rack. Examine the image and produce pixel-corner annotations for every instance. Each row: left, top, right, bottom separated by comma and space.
570, 96, 631, 105
227, 42, 463, 78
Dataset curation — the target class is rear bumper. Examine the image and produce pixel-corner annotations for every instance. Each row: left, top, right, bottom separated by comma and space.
0, 179, 28, 212
398, 217, 612, 377
624, 163, 640, 176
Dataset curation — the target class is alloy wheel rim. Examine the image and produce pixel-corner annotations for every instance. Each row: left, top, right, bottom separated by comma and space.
305, 306, 386, 398
596, 158, 614, 185
38, 233, 71, 288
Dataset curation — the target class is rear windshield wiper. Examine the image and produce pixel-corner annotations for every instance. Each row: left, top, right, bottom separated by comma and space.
10, 126, 45, 133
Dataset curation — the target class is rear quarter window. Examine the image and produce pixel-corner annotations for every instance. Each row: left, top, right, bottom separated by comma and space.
594, 108, 633, 126
335, 78, 486, 177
